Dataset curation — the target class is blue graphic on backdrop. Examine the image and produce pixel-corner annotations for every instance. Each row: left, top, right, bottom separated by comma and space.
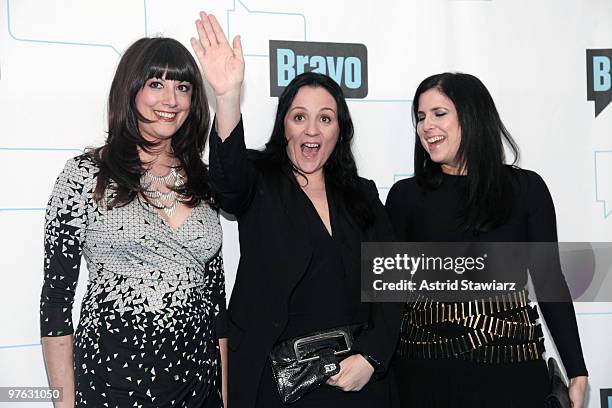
587, 49, 612, 117
6, 0, 149, 55
269, 40, 368, 98
227, 0, 306, 57
595, 151, 612, 218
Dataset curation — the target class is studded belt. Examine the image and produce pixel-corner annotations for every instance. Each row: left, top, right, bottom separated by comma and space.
397, 290, 545, 363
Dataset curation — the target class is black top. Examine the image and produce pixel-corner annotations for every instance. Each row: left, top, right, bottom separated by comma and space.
385, 169, 588, 378
282, 187, 355, 339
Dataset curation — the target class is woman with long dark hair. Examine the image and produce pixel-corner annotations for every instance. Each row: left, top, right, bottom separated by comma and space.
386, 72, 588, 407
40, 37, 227, 407
191, 12, 400, 408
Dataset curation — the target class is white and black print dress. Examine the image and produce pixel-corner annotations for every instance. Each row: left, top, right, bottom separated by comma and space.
40, 154, 227, 408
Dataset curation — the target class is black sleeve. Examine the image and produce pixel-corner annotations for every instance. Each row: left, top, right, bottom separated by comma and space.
352, 180, 403, 377
208, 117, 257, 215
40, 158, 89, 337
525, 171, 588, 378
384, 179, 414, 241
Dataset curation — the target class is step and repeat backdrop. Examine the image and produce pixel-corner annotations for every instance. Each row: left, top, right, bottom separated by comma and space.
0, 0, 611, 406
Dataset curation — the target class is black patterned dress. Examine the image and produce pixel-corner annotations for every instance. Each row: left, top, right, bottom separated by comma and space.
40, 154, 227, 408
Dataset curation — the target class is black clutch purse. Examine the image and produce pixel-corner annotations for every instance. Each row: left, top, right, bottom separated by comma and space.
269, 325, 364, 404
544, 358, 570, 408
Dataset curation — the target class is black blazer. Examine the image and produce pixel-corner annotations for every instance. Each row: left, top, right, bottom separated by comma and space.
209, 119, 401, 407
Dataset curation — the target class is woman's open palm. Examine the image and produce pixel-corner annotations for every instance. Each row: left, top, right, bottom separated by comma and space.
191, 11, 244, 98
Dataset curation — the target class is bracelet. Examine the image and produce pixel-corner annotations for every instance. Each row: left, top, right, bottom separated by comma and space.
361, 353, 382, 371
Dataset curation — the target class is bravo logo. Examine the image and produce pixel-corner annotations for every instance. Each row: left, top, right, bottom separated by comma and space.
587, 49, 612, 117
269, 40, 368, 98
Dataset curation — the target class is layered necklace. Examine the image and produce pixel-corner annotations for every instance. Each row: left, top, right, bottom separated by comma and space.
140, 160, 185, 217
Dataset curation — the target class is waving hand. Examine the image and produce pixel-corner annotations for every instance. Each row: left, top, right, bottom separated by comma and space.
191, 12, 244, 97
191, 11, 243, 138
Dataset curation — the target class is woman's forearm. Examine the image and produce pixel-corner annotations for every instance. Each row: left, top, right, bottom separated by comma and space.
219, 338, 228, 407
215, 92, 241, 141
41, 335, 75, 408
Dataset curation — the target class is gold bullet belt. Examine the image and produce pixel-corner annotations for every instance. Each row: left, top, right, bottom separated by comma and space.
399, 337, 545, 363
397, 290, 544, 363
406, 290, 530, 315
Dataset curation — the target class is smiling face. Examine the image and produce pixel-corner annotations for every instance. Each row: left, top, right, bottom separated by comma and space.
416, 88, 463, 174
284, 86, 340, 178
135, 74, 192, 141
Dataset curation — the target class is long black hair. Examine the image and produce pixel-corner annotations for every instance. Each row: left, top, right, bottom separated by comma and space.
91, 37, 213, 208
259, 72, 374, 229
413, 72, 520, 234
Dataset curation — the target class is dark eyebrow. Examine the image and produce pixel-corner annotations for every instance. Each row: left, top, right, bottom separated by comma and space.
288, 106, 337, 114
417, 106, 449, 114
148, 77, 192, 85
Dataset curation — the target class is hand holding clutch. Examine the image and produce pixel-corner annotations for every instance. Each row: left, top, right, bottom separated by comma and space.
326, 354, 375, 392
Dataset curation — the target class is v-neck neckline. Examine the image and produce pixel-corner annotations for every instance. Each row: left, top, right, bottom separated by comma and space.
297, 183, 335, 238
140, 197, 197, 234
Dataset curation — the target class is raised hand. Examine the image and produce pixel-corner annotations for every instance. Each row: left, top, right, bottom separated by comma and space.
191, 11, 243, 138
191, 11, 244, 99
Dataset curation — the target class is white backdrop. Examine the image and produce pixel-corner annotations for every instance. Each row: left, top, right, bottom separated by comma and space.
0, 0, 611, 407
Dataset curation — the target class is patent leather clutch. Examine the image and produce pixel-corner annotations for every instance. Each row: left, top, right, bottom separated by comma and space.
269, 325, 364, 404
544, 358, 570, 408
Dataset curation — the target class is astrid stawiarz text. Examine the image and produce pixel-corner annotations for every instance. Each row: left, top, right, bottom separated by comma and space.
370, 254, 516, 292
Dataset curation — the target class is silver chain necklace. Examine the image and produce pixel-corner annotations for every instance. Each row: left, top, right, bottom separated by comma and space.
140, 161, 185, 217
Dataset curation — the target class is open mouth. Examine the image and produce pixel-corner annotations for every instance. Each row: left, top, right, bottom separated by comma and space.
426, 135, 445, 146
154, 110, 177, 121
301, 142, 321, 158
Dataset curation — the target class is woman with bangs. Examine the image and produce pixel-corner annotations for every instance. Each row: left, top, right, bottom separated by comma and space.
40, 37, 227, 407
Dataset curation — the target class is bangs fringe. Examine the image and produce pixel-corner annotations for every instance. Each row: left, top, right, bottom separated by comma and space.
145, 40, 197, 84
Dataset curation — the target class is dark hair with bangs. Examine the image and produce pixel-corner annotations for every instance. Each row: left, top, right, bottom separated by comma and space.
413, 72, 520, 234
91, 37, 213, 209
259, 72, 374, 229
